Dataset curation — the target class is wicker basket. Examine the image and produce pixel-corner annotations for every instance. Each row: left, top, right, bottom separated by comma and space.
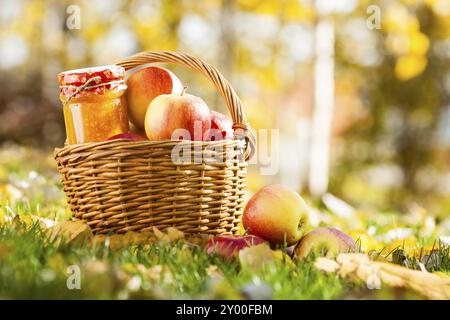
54, 51, 256, 235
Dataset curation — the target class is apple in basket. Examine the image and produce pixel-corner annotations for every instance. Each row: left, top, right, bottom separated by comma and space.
145, 87, 211, 141
126, 66, 184, 130
243, 184, 310, 246
205, 111, 234, 141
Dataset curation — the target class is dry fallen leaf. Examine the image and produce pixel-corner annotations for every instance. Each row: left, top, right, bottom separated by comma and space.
314, 257, 340, 273
337, 253, 370, 265
315, 253, 450, 300
166, 227, 184, 241
47, 220, 93, 246
2, 214, 55, 231
91, 231, 156, 250
152, 226, 167, 241
152, 226, 184, 244
90, 227, 190, 250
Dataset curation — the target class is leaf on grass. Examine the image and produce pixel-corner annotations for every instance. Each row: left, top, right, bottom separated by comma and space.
153, 226, 184, 244
35, 216, 56, 228
90, 228, 187, 250
348, 230, 383, 252
315, 253, 450, 299
185, 233, 213, 247
47, 220, 93, 246
337, 253, 371, 265
239, 243, 291, 271
336, 253, 369, 277
166, 227, 184, 241
2, 214, 55, 230
152, 226, 167, 241
355, 263, 382, 289
315, 257, 340, 273
91, 232, 156, 250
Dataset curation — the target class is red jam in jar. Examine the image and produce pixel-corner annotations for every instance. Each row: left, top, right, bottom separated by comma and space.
57, 65, 129, 144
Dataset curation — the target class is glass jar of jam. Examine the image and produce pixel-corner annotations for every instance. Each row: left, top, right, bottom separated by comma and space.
57, 65, 129, 144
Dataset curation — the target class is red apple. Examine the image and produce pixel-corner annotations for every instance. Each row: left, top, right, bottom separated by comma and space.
205, 111, 233, 141
294, 227, 358, 260
126, 66, 183, 130
107, 132, 147, 141
145, 88, 211, 141
243, 184, 310, 246
206, 235, 267, 259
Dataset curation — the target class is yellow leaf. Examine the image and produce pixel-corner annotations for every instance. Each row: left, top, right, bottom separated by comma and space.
152, 226, 184, 244
315, 257, 340, 273
90, 228, 187, 250
153, 226, 170, 243
91, 232, 156, 250
166, 227, 184, 242
4, 214, 55, 231
47, 220, 93, 246
348, 230, 383, 252
384, 236, 424, 258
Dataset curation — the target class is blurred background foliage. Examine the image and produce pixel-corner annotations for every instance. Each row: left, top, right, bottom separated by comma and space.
0, 0, 449, 218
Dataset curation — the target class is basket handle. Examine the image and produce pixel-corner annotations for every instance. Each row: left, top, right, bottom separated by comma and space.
115, 51, 256, 160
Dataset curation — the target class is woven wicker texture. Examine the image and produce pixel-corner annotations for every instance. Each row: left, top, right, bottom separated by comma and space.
54, 51, 254, 235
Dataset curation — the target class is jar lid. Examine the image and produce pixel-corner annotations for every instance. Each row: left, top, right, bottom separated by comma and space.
57, 65, 126, 101
57, 65, 125, 87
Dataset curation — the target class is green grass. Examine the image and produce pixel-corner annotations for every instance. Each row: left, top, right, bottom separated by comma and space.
0, 220, 350, 299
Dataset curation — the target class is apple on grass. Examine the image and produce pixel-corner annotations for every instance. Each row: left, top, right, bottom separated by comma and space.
205, 111, 233, 141
126, 66, 183, 131
145, 87, 211, 141
206, 235, 267, 259
294, 227, 358, 260
242, 184, 310, 246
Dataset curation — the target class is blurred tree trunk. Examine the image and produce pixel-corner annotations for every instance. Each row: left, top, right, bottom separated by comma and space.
219, 0, 235, 78
308, 12, 335, 196
216, 0, 236, 113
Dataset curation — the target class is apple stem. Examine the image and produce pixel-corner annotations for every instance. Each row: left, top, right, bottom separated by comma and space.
181, 86, 187, 96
